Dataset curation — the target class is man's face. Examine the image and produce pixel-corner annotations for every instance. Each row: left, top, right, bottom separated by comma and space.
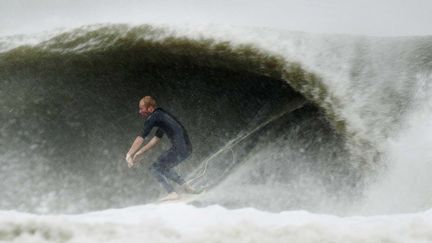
139, 103, 152, 118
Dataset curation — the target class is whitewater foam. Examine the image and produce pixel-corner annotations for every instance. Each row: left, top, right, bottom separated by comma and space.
1, 204, 432, 243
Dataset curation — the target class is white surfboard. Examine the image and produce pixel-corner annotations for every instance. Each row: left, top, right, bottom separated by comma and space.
156, 193, 202, 204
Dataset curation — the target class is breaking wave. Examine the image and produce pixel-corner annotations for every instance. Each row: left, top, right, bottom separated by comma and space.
1, 24, 431, 216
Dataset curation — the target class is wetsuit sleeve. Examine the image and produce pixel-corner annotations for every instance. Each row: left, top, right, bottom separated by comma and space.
155, 128, 164, 138
140, 116, 156, 139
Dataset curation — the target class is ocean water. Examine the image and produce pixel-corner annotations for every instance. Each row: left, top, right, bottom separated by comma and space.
1, 23, 431, 242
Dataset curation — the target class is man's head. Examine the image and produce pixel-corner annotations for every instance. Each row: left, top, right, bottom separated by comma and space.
139, 96, 157, 118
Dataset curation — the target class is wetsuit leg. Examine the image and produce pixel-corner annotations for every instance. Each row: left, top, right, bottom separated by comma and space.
149, 163, 174, 193
149, 148, 189, 193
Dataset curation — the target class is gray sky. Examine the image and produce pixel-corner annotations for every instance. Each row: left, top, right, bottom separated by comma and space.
1, 0, 431, 37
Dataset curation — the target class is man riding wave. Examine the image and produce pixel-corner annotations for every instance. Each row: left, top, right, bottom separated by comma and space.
126, 96, 199, 201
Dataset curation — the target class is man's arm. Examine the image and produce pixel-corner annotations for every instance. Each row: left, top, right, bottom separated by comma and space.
126, 136, 144, 167
127, 136, 145, 157
126, 113, 159, 167
132, 136, 161, 162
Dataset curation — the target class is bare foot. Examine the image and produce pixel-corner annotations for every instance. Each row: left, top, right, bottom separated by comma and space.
159, 192, 179, 202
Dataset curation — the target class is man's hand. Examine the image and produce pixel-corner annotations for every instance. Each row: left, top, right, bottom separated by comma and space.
126, 153, 134, 168
126, 136, 159, 168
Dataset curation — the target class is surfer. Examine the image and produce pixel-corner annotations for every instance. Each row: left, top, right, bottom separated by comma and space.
126, 96, 199, 201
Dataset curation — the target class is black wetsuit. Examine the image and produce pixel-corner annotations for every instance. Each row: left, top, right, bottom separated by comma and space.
139, 107, 192, 193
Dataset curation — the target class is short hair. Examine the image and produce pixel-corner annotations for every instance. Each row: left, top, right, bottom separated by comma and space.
140, 96, 157, 108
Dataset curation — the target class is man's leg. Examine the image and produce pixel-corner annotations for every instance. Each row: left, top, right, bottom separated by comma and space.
149, 149, 186, 193
158, 152, 202, 194
149, 162, 176, 193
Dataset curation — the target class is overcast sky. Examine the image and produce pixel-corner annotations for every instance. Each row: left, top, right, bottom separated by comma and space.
1, 0, 431, 37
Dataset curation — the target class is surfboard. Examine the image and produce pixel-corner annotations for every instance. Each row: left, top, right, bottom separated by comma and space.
156, 193, 202, 204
